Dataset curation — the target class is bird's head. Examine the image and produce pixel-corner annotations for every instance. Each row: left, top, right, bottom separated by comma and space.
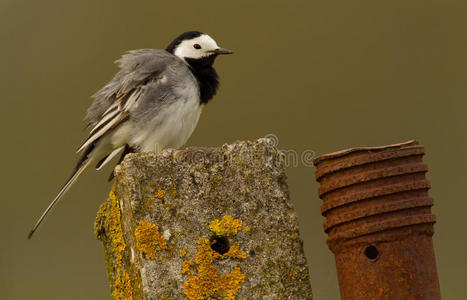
166, 31, 233, 66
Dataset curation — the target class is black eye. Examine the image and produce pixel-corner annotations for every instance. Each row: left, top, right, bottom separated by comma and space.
193, 44, 201, 49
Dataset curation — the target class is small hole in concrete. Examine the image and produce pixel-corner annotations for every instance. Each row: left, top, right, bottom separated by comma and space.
364, 245, 379, 260
210, 235, 230, 255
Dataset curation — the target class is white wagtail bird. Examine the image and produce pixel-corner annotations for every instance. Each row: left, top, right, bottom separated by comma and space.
28, 31, 232, 239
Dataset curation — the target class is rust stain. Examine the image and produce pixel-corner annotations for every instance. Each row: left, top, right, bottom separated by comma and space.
313, 140, 441, 300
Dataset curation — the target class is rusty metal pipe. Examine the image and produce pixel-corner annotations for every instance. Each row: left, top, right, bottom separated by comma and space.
313, 140, 441, 300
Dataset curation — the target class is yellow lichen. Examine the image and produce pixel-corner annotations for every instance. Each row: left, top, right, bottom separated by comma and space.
209, 215, 242, 237
179, 248, 187, 258
106, 190, 127, 264
113, 271, 133, 300
182, 259, 194, 275
134, 220, 167, 259
243, 225, 250, 232
154, 188, 166, 199
184, 237, 245, 300
96, 187, 133, 300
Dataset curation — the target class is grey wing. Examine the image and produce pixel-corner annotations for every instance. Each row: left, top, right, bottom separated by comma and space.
79, 49, 178, 152
85, 49, 177, 127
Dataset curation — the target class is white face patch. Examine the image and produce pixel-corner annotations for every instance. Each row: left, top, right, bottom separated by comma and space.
174, 34, 219, 60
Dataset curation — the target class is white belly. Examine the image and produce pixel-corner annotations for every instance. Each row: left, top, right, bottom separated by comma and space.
125, 96, 203, 152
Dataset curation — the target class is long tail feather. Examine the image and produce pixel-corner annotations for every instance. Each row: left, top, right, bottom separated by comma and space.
95, 145, 125, 170
108, 144, 135, 181
28, 145, 95, 239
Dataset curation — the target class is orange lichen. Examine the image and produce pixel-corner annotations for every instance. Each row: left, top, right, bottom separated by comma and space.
184, 267, 244, 300
179, 248, 187, 258
154, 188, 166, 199
113, 271, 133, 300
209, 215, 242, 237
134, 220, 167, 259
220, 243, 247, 259
184, 238, 245, 300
182, 259, 194, 275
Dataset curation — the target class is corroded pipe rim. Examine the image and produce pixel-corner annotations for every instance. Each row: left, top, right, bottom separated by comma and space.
314, 146, 425, 182
313, 140, 420, 167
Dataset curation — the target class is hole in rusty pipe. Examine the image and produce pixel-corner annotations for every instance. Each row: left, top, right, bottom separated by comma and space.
364, 245, 379, 260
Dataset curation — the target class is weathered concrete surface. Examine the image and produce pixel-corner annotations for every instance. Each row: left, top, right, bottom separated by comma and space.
95, 139, 312, 299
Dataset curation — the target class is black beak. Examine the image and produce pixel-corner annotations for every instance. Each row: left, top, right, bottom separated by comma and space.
212, 48, 233, 55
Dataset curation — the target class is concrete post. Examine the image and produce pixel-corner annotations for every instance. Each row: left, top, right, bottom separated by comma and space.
95, 139, 312, 299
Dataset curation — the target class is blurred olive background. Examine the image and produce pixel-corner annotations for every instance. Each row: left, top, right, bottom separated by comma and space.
1, 0, 466, 299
